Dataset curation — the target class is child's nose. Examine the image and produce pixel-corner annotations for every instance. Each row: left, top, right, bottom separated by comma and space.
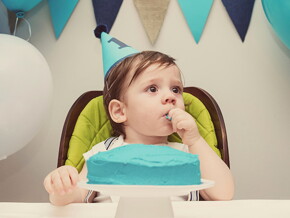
162, 93, 176, 105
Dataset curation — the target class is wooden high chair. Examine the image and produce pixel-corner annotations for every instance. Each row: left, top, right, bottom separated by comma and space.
57, 87, 230, 170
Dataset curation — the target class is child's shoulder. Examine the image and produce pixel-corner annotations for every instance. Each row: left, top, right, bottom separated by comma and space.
83, 140, 106, 160
83, 136, 124, 160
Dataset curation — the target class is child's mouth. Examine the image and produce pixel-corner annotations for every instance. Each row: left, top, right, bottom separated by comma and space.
165, 113, 172, 121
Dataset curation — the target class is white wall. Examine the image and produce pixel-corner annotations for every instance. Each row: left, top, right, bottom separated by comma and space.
0, 0, 289, 202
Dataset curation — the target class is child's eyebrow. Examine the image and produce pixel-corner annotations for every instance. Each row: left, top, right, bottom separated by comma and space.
140, 78, 183, 87
141, 78, 183, 86
172, 79, 183, 87
140, 78, 161, 86
168, 79, 184, 88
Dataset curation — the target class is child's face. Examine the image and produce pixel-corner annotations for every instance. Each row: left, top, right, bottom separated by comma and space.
122, 63, 185, 138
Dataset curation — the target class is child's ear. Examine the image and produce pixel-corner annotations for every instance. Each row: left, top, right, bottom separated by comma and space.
108, 99, 127, 123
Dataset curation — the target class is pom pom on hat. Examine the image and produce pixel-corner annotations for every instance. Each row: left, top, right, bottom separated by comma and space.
94, 25, 139, 78
94, 24, 108, 39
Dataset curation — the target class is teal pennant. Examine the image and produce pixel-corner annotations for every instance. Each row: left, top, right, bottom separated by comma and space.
178, 0, 213, 44
48, 0, 79, 39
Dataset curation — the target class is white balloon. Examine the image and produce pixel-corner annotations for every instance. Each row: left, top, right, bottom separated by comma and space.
0, 34, 53, 160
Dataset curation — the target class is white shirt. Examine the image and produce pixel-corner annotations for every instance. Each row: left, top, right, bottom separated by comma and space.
83, 135, 189, 160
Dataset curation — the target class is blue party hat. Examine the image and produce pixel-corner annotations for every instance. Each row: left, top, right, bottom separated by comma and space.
94, 25, 139, 78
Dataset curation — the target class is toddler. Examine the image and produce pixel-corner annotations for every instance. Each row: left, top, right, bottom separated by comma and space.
44, 34, 234, 205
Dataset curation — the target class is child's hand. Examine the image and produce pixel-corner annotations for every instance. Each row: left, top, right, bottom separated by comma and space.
168, 108, 201, 146
43, 165, 79, 196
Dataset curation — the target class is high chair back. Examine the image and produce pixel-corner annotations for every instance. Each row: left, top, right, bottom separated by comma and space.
57, 87, 229, 172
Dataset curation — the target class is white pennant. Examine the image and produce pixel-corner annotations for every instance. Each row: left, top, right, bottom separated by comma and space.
134, 0, 170, 45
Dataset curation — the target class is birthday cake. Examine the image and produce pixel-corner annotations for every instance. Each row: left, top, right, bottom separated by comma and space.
86, 144, 201, 185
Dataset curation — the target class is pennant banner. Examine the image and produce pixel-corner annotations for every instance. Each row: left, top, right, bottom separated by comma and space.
134, 0, 170, 45
178, 0, 213, 44
48, 0, 79, 39
92, 0, 123, 34
1, 0, 43, 12
262, 0, 290, 49
222, 0, 256, 42
0, 1, 10, 34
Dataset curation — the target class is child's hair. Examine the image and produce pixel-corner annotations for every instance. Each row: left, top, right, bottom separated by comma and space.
103, 50, 177, 138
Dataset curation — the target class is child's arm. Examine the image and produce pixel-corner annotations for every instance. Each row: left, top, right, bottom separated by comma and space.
43, 164, 88, 205
168, 108, 234, 200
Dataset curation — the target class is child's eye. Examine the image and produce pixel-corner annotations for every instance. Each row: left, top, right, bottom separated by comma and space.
172, 86, 182, 94
147, 85, 158, 93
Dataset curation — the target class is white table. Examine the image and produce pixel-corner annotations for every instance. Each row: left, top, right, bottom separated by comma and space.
0, 200, 289, 218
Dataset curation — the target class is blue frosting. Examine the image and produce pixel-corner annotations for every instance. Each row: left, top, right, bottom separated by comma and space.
87, 144, 201, 185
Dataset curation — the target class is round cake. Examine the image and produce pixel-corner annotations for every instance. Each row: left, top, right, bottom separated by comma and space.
86, 144, 201, 185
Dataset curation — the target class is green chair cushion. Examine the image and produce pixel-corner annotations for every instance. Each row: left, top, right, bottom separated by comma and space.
66, 92, 221, 172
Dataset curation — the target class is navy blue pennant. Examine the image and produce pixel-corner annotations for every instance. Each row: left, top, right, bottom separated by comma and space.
92, 0, 123, 33
222, 0, 256, 42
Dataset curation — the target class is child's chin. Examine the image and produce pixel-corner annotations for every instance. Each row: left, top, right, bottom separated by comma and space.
152, 125, 174, 136
160, 129, 175, 136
